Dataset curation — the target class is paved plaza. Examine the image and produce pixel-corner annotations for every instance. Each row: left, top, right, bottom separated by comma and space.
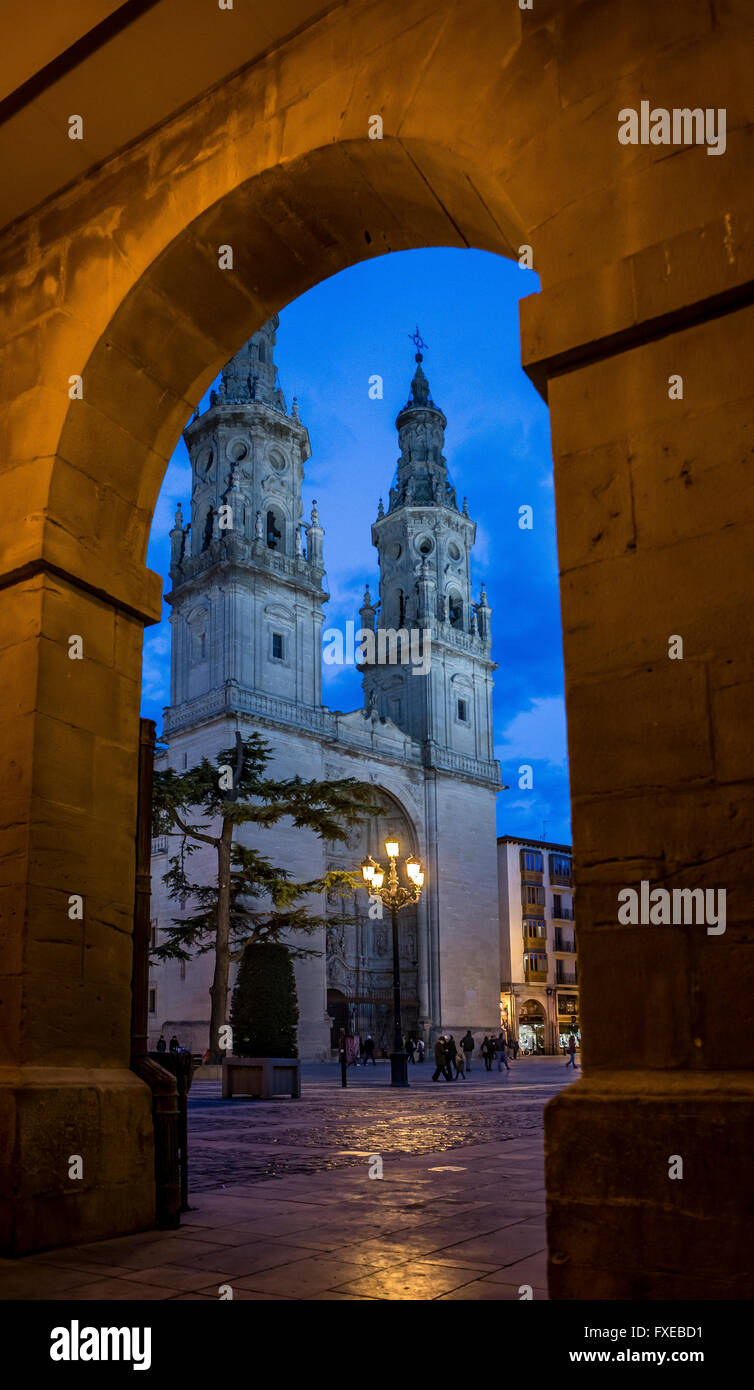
0, 1058, 576, 1301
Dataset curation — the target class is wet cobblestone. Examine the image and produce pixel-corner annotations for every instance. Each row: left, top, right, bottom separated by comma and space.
187, 1058, 571, 1191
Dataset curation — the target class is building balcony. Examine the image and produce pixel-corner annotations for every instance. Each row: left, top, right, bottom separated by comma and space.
524, 967, 548, 983
521, 871, 544, 886
523, 933, 547, 951
521, 902, 545, 917
550, 872, 573, 887
553, 933, 576, 952
551, 906, 574, 921
555, 969, 578, 985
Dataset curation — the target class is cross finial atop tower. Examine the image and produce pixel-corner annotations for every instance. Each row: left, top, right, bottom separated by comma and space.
408, 326, 428, 361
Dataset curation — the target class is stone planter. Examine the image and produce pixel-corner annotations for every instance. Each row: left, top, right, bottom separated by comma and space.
222, 1056, 301, 1099
194, 1063, 223, 1081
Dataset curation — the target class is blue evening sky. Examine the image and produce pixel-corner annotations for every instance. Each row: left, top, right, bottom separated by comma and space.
142, 248, 571, 845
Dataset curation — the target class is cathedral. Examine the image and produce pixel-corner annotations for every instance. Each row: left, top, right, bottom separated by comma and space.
149, 316, 502, 1059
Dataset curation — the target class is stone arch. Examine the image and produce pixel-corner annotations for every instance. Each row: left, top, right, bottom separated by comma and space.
0, 0, 749, 1300
265, 503, 285, 552
447, 587, 464, 629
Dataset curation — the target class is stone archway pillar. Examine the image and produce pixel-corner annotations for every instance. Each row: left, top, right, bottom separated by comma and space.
0, 548, 161, 1255
521, 211, 754, 1299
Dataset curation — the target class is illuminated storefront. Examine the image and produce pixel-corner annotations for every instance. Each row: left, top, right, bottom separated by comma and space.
557, 992, 579, 1049
519, 998, 546, 1054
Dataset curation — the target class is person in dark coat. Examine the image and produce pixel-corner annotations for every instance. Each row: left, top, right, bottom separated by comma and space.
481, 1035, 492, 1071
511, 1035, 519, 1060
495, 1032, 511, 1072
461, 1030, 475, 1071
565, 1032, 578, 1068
432, 1036, 449, 1081
444, 1035, 457, 1080
169, 1036, 179, 1052
362, 1034, 376, 1065
156, 1034, 167, 1053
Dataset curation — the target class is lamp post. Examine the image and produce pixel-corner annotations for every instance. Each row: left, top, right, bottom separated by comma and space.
362, 840, 424, 1088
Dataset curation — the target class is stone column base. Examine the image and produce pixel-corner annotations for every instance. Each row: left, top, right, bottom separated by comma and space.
545, 1071, 754, 1299
0, 1066, 155, 1256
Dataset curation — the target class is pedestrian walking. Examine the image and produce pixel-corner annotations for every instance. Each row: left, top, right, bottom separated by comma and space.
416, 1039, 425, 1064
432, 1035, 449, 1082
444, 1034, 457, 1080
481, 1035, 492, 1071
512, 1035, 519, 1060
496, 1032, 511, 1072
565, 1032, 578, 1068
461, 1030, 474, 1072
454, 1046, 466, 1079
406, 1036, 416, 1063
362, 1034, 377, 1065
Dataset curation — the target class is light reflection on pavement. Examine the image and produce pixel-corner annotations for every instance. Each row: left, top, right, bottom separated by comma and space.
187, 1057, 575, 1191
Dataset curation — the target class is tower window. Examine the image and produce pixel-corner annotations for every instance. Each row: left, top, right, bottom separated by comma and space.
449, 591, 463, 628
266, 509, 282, 549
457, 698, 468, 722
272, 632, 284, 660
148, 989, 155, 1014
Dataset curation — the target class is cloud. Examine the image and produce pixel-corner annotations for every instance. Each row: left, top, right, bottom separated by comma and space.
495, 695, 568, 768
142, 626, 171, 703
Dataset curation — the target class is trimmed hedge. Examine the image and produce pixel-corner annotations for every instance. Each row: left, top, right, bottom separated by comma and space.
230, 942, 299, 1058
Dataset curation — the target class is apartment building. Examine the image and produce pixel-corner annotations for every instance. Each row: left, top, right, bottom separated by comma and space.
497, 835, 579, 1054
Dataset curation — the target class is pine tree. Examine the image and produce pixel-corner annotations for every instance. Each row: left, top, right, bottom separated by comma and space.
152, 731, 378, 1060
230, 942, 299, 1058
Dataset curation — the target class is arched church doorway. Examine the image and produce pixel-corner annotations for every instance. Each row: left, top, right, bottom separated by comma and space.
0, 0, 748, 1303
326, 989, 348, 1051
325, 789, 421, 1056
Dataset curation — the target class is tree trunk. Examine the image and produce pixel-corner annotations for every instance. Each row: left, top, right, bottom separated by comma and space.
209, 818, 233, 1062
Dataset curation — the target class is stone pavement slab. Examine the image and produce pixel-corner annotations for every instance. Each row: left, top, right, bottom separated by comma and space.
0, 1059, 568, 1300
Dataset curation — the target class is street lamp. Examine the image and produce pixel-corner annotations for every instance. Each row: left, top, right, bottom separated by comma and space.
362, 840, 424, 1087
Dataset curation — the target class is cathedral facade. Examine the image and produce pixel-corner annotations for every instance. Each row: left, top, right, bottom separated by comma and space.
149, 317, 502, 1059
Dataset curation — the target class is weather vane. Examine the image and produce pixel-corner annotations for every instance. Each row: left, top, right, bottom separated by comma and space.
409, 326, 428, 357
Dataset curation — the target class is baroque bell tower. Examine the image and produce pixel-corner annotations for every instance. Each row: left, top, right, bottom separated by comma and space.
360, 335, 497, 774
165, 315, 327, 730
